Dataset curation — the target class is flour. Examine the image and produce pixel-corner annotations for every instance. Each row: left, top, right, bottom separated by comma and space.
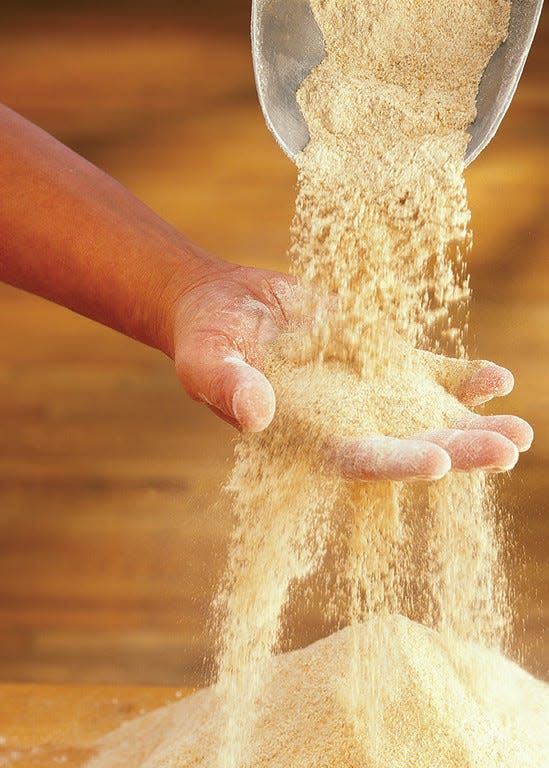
212, 3, 512, 764
86, 2, 549, 767
86, 618, 549, 768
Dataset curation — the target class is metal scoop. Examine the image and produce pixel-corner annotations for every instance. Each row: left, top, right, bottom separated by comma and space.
251, 0, 543, 165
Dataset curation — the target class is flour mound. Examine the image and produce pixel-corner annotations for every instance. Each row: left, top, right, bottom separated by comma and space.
87, 618, 548, 768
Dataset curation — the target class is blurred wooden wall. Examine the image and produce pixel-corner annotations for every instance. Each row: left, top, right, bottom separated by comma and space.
0, 4, 547, 685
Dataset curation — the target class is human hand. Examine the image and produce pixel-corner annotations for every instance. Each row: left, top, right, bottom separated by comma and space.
171, 260, 295, 432
170, 261, 532, 481
334, 357, 533, 482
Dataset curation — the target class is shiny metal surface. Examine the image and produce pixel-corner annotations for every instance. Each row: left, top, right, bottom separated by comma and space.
251, 0, 544, 165
251, 0, 324, 162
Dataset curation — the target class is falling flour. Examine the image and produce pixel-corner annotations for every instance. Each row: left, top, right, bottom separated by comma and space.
87, 1, 548, 767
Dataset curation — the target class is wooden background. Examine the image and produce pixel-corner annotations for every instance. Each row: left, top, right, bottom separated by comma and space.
0, 2, 547, 689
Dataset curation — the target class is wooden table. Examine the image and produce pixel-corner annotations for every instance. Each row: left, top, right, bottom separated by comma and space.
0, 684, 191, 767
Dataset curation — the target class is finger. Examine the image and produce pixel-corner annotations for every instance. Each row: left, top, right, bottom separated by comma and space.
417, 428, 519, 472
456, 362, 515, 406
227, 357, 276, 432
334, 436, 451, 482
177, 345, 276, 433
455, 414, 534, 452
421, 352, 514, 406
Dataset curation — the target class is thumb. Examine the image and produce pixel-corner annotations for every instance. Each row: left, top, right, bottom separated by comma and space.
177, 344, 276, 433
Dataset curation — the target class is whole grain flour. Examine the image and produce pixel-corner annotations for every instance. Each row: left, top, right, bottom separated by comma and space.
86, 1, 548, 767
86, 618, 549, 768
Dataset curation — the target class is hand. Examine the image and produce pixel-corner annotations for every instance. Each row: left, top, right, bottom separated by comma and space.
335, 362, 533, 482
170, 262, 532, 481
172, 261, 295, 432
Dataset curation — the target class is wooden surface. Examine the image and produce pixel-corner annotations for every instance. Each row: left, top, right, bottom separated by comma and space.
0, 1, 547, 690
0, 683, 191, 767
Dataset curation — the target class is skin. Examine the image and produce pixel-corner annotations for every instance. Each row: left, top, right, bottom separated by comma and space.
0, 105, 533, 482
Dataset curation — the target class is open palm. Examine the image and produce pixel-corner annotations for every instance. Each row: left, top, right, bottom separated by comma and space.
171, 263, 532, 482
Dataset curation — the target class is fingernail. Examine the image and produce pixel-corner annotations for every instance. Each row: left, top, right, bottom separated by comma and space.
464, 365, 514, 404
412, 463, 452, 482
409, 442, 451, 481
232, 380, 276, 433
486, 448, 519, 473
486, 461, 519, 473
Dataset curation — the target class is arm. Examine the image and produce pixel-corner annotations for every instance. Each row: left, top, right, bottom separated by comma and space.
0, 104, 531, 478
0, 103, 220, 358
0, 103, 282, 431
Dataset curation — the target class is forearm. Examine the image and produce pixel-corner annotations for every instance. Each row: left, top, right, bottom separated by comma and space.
0, 104, 225, 357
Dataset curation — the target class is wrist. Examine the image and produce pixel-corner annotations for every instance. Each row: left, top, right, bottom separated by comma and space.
148, 237, 236, 360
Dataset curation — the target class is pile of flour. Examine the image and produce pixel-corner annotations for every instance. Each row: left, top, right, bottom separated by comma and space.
87, 617, 548, 768
87, 1, 548, 767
